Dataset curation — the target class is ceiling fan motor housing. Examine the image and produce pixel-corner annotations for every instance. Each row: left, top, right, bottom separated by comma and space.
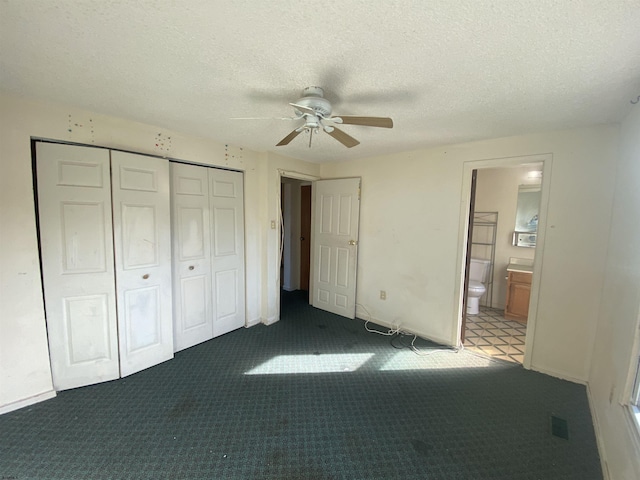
294, 86, 332, 117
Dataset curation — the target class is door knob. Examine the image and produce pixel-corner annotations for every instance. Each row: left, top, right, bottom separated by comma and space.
349, 240, 358, 246
300, 237, 305, 241
142, 274, 150, 279
189, 265, 195, 270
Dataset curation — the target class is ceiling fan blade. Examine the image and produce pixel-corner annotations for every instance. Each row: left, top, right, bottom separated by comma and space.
289, 103, 316, 115
327, 127, 360, 148
231, 116, 296, 120
332, 116, 393, 128
276, 129, 303, 146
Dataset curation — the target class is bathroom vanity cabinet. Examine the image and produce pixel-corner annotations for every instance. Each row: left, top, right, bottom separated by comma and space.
505, 270, 532, 323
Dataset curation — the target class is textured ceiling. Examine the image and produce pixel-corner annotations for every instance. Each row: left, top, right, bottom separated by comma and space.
1, 0, 639, 163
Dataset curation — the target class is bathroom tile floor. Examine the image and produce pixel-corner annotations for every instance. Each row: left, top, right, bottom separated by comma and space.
464, 306, 527, 364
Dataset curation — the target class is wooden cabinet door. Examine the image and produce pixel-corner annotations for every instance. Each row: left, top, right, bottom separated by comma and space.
507, 283, 530, 320
505, 271, 531, 323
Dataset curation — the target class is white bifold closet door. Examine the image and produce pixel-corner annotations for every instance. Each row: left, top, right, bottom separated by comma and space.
110, 151, 173, 377
36, 143, 120, 391
210, 168, 245, 337
36, 143, 173, 390
171, 163, 213, 351
171, 163, 245, 352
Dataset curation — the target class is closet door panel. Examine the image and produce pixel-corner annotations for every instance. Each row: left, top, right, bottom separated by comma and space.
209, 169, 245, 337
111, 151, 173, 377
170, 163, 213, 352
36, 142, 119, 390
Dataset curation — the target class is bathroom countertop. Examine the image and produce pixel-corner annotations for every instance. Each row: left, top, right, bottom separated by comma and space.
507, 263, 533, 274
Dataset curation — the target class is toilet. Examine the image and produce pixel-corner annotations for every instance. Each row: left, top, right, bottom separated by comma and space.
467, 258, 491, 315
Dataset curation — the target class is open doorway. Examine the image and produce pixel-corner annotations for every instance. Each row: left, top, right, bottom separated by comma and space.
460, 159, 548, 366
280, 176, 312, 313
277, 173, 361, 321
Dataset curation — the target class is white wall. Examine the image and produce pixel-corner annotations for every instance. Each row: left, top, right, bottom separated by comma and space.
589, 104, 640, 479
321, 126, 618, 383
475, 165, 540, 308
0, 93, 267, 412
3, 92, 636, 477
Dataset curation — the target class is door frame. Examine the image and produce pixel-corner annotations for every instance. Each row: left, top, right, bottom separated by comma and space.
455, 153, 552, 370
275, 169, 321, 322
460, 169, 478, 344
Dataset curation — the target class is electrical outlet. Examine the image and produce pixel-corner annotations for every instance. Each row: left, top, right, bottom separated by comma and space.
270, 220, 276, 229
380, 290, 386, 300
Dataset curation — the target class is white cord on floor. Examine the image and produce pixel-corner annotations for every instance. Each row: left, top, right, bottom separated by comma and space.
356, 303, 461, 356
405, 333, 460, 356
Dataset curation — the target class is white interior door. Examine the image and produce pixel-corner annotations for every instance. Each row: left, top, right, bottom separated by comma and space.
209, 168, 245, 336
311, 178, 361, 318
111, 151, 173, 376
170, 163, 213, 352
36, 142, 120, 390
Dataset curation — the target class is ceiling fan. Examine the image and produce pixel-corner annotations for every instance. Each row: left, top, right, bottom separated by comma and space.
275, 86, 393, 148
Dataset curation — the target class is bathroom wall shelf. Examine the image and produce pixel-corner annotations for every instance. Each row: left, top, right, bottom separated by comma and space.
470, 211, 498, 308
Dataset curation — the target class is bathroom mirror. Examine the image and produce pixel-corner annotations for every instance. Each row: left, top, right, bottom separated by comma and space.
513, 184, 541, 247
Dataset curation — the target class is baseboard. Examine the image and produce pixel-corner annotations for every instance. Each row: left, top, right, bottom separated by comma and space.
586, 383, 611, 480
528, 364, 587, 385
0, 389, 56, 415
282, 285, 295, 292
263, 315, 280, 326
245, 317, 262, 328
355, 310, 453, 347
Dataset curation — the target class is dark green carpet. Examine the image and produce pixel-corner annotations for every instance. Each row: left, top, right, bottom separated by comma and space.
0, 291, 602, 479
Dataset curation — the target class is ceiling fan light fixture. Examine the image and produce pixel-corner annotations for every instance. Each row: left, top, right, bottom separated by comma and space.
275, 86, 394, 148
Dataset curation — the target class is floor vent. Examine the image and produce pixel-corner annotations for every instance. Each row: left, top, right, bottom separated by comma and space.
551, 415, 569, 440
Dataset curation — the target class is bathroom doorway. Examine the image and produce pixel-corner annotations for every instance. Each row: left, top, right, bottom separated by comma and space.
459, 158, 548, 366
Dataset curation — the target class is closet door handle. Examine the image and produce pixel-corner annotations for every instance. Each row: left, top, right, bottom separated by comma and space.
142, 274, 150, 280
189, 265, 195, 270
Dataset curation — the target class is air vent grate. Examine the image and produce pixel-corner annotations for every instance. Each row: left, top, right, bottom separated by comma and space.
551, 415, 569, 440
